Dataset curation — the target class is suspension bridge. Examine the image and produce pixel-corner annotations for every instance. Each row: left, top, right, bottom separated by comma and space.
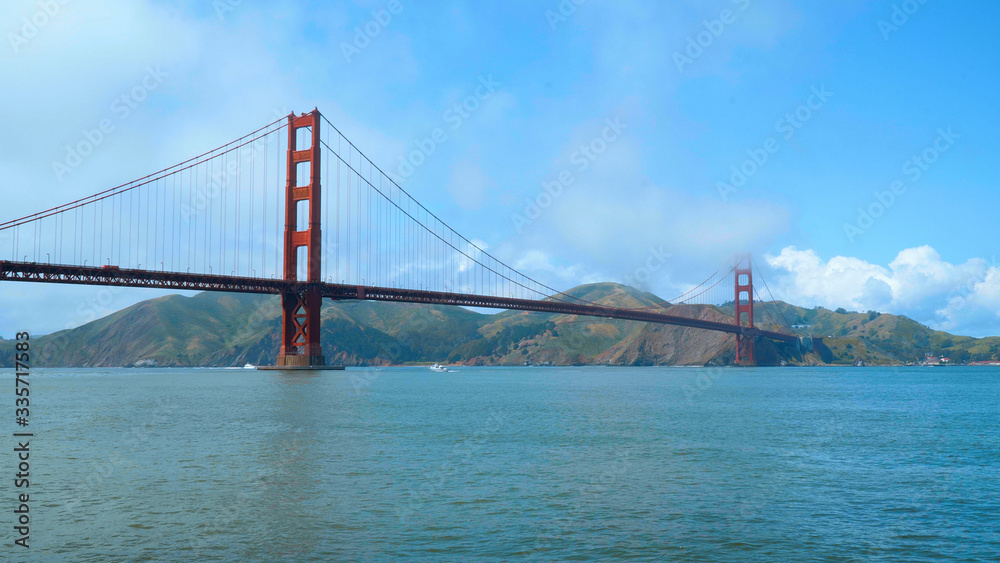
0, 110, 802, 367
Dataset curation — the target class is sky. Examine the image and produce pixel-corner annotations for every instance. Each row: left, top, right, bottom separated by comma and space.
1, 0, 999, 337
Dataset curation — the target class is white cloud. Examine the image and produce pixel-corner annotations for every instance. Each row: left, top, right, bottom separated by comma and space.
766, 245, 1000, 336
4, 0, 986, 345
767, 246, 893, 310
514, 249, 603, 287
937, 269, 1000, 336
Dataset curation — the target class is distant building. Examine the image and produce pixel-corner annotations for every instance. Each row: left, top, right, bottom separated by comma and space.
919, 355, 948, 366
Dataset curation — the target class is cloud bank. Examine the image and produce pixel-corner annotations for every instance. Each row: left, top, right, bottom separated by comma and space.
766, 246, 1000, 337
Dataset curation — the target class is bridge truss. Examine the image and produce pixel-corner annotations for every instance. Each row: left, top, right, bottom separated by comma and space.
0, 109, 798, 366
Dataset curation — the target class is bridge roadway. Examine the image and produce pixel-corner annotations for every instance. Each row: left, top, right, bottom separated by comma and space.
0, 261, 797, 342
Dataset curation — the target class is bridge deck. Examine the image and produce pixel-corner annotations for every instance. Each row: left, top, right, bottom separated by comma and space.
0, 261, 797, 342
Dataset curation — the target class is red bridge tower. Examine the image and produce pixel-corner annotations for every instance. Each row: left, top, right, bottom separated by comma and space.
275, 110, 327, 368
734, 255, 756, 366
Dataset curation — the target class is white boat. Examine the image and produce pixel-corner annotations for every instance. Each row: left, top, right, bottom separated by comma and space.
243, 363, 257, 370
429, 363, 450, 373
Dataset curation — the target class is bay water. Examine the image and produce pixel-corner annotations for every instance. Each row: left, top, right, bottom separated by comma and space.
6, 366, 1000, 561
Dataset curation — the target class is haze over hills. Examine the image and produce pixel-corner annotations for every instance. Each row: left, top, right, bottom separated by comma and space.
2, 283, 999, 368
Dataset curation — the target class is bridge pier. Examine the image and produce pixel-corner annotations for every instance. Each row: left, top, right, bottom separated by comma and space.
276, 287, 326, 367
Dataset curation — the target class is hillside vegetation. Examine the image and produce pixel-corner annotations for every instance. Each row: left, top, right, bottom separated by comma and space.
1, 283, 996, 368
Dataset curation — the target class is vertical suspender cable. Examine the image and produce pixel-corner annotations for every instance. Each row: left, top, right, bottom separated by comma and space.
275, 130, 280, 278
247, 144, 252, 276
99, 198, 103, 264
222, 151, 227, 274
262, 135, 267, 278
237, 146, 242, 276
336, 134, 341, 283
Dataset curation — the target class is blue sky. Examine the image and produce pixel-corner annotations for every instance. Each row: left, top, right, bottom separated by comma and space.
1, 0, 999, 336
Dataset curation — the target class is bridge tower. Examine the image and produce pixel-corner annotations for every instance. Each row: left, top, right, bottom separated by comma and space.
275, 109, 326, 368
734, 255, 756, 366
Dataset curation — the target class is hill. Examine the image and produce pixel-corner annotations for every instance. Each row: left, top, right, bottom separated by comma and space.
1, 283, 997, 367
760, 302, 1000, 365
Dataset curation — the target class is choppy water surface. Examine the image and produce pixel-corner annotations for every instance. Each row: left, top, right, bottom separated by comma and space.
11, 366, 1000, 561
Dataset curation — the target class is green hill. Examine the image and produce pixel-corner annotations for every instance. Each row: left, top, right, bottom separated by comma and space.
724, 301, 1000, 364
1, 283, 998, 367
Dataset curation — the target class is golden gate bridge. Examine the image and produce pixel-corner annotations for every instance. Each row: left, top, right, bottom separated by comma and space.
0, 110, 802, 367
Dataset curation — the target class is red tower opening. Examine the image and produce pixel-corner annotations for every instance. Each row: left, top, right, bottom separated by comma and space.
734, 255, 756, 366
276, 110, 326, 368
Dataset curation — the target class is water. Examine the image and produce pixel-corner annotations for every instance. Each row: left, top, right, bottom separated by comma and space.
7, 366, 1000, 561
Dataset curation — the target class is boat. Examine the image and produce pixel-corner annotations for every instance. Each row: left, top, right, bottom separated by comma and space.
244, 363, 257, 370
429, 363, 450, 373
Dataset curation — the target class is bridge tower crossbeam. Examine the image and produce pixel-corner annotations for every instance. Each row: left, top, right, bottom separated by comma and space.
275, 109, 326, 368
734, 256, 756, 366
